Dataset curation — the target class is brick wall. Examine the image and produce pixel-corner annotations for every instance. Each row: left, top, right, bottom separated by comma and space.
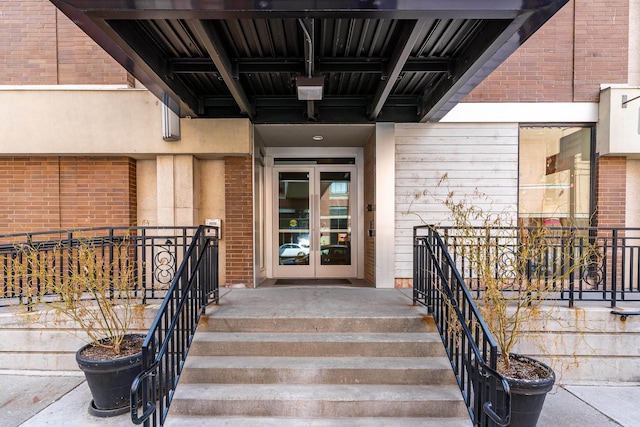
363, 133, 376, 285
594, 156, 627, 290
56, 9, 126, 84
595, 156, 627, 227
0, 1, 58, 84
466, 0, 629, 103
0, 157, 61, 233
0, 157, 137, 235
224, 156, 254, 286
0, 0, 126, 85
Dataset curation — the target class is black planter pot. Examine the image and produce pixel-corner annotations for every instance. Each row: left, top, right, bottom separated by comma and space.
504, 354, 555, 427
474, 354, 555, 427
76, 334, 144, 417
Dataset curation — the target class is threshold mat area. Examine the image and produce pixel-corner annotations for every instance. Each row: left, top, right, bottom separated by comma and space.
274, 279, 353, 286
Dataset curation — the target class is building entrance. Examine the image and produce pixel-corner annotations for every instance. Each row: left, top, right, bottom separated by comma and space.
272, 164, 357, 279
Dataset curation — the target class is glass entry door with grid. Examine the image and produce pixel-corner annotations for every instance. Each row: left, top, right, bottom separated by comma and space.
273, 166, 356, 278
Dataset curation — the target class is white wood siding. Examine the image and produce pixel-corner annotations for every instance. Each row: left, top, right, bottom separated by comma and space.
395, 123, 519, 279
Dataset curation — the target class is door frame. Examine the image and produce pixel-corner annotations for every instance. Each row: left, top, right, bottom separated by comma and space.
264, 147, 364, 279
272, 164, 357, 278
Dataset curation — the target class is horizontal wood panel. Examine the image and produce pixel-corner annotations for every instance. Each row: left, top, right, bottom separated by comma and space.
397, 143, 518, 154
394, 123, 519, 278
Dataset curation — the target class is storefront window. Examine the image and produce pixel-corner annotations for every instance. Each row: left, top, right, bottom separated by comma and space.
519, 127, 593, 227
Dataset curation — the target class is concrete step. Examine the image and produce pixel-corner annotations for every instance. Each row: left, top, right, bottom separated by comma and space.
188, 332, 446, 357
180, 356, 456, 385
165, 291, 469, 425
168, 383, 469, 418
197, 315, 437, 333
164, 416, 472, 427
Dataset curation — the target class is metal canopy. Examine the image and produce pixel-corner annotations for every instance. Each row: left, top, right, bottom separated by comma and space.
51, 0, 568, 124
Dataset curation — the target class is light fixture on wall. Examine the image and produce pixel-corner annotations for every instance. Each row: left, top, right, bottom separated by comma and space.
162, 93, 180, 141
312, 135, 324, 141
296, 76, 324, 101
622, 94, 640, 108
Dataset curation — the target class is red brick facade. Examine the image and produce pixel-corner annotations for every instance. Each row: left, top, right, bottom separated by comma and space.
0, 157, 137, 235
0, 0, 126, 85
466, 0, 629, 103
595, 156, 627, 228
7, 0, 628, 102
363, 134, 376, 286
224, 156, 254, 286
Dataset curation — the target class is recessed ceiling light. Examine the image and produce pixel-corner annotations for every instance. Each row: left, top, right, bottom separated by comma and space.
312, 135, 324, 141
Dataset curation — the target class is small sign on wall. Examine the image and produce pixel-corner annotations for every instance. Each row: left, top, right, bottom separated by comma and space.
205, 219, 221, 238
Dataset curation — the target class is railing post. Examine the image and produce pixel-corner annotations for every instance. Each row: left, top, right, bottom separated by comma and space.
611, 229, 618, 308
413, 228, 418, 306
567, 230, 575, 308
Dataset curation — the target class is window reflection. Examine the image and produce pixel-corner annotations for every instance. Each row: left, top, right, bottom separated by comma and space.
278, 172, 310, 265
519, 127, 592, 227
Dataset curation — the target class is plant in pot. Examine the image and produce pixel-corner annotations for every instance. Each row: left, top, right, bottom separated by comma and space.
408, 179, 599, 427
5, 235, 146, 417
439, 190, 599, 427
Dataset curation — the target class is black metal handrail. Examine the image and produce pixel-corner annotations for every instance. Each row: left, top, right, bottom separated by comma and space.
414, 225, 511, 427
130, 225, 219, 426
0, 226, 202, 306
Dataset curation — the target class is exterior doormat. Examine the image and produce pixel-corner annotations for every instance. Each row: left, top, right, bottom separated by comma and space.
274, 279, 352, 286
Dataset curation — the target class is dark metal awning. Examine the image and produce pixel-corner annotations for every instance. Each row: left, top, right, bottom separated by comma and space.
51, 0, 568, 124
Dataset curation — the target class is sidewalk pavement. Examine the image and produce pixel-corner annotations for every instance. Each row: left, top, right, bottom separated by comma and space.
1, 370, 639, 427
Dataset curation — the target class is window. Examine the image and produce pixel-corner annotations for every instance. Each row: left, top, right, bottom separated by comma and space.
329, 182, 348, 195
519, 127, 594, 227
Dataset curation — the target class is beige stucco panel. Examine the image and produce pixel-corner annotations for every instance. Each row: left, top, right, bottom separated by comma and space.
597, 87, 640, 156
0, 88, 251, 157
627, 160, 640, 229
136, 157, 226, 282
137, 160, 158, 226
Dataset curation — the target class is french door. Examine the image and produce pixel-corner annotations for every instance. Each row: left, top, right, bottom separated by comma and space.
273, 165, 356, 278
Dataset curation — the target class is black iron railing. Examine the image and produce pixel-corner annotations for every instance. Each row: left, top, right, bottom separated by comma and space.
130, 225, 219, 426
438, 226, 640, 308
414, 226, 511, 427
0, 226, 202, 306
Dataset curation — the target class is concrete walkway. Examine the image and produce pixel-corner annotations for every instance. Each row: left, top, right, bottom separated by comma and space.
2, 288, 639, 426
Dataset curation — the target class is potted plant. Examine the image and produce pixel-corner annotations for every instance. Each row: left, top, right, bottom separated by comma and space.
6, 235, 145, 417
412, 180, 598, 427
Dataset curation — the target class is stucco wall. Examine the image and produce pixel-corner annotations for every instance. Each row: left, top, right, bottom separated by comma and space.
627, 160, 640, 228
0, 88, 252, 157
136, 157, 227, 283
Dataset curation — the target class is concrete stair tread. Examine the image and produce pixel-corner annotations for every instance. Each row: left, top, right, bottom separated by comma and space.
183, 355, 452, 370
172, 383, 464, 401
197, 315, 436, 333
188, 331, 446, 357
180, 355, 457, 385
164, 416, 473, 427
192, 331, 442, 343
170, 383, 468, 418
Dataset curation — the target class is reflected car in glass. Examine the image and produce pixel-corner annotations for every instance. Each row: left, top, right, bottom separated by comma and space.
320, 245, 351, 265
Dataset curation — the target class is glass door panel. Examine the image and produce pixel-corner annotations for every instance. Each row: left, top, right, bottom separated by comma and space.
319, 172, 351, 266
277, 171, 310, 267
